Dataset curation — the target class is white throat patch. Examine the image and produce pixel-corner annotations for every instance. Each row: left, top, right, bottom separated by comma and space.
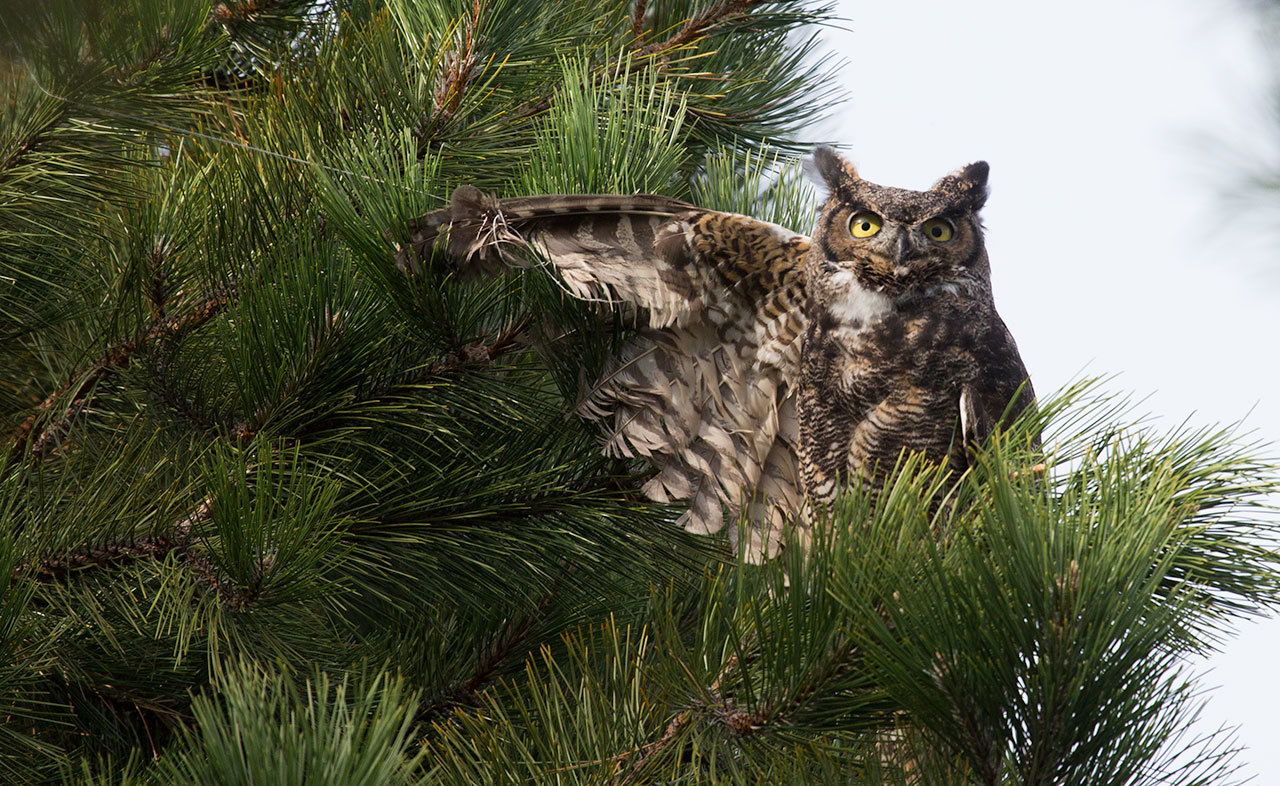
826, 269, 892, 324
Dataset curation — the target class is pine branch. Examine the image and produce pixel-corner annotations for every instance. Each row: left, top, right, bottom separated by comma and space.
508, 0, 770, 124
150, 341, 226, 436
631, 0, 648, 41
541, 646, 766, 783
106, 32, 177, 85
0, 70, 75, 182
210, 0, 281, 25
15, 493, 271, 612
434, 0, 483, 119
419, 314, 532, 375
612, 648, 748, 784
50, 673, 193, 764
413, 0, 486, 148
18, 529, 195, 585
261, 314, 533, 446
17, 499, 210, 582
0, 106, 66, 179
421, 589, 554, 723
208, 0, 321, 30
6, 281, 241, 467
147, 236, 173, 322
181, 538, 261, 612
633, 0, 759, 58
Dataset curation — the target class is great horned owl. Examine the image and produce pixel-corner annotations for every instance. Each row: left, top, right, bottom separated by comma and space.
401, 147, 1035, 557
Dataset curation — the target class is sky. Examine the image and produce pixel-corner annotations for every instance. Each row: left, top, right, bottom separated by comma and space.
818, 0, 1280, 778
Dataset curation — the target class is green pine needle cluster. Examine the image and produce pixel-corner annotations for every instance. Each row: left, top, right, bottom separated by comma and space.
1, 1, 1278, 783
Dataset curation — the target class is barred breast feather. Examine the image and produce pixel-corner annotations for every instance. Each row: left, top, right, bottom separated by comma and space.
402, 186, 811, 558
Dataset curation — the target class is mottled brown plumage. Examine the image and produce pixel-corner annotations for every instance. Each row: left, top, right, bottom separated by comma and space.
796, 147, 1035, 508
401, 147, 1035, 557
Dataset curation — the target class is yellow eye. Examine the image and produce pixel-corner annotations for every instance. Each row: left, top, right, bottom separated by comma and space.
922, 218, 954, 242
849, 211, 882, 238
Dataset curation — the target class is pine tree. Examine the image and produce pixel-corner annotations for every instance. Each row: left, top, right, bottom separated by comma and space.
2, 1, 1279, 783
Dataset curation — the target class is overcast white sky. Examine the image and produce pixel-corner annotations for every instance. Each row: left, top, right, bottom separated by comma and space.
821, 0, 1280, 779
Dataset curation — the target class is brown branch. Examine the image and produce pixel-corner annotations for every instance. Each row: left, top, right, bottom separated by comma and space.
147, 236, 172, 321
609, 648, 752, 785
631, 0, 648, 40
506, 0, 765, 126
634, 0, 758, 58
18, 532, 188, 584
606, 631, 861, 782
208, 0, 292, 26
0, 81, 71, 178
482, 313, 533, 362
546, 627, 863, 782
420, 556, 580, 724
66, 673, 193, 749
181, 543, 260, 611
610, 709, 694, 784
407, 314, 533, 380
421, 590, 555, 723
15, 498, 211, 583
435, 0, 483, 118
150, 343, 224, 436
7, 281, 240, 467
15, 495, 259, 610
107, 29, 171, 84
415, 0, 484, 149
0, 136, 39, 179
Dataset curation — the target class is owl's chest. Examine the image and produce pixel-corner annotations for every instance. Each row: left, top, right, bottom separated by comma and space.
803, 308, 970, 394
796, 304, 978, 479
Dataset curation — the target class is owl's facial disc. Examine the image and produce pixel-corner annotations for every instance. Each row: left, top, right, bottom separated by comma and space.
806, 149, 990, 305
838, 216, 964, 296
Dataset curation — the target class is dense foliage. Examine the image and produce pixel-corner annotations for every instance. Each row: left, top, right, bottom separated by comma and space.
1, 1, 1278, 783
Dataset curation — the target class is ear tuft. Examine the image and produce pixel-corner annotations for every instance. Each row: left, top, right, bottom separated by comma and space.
958, 161, 989, 194
804, 145, 859, 191
932, 161, 990, 211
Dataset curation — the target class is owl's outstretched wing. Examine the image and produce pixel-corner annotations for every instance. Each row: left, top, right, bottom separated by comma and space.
401, 186, 810, 557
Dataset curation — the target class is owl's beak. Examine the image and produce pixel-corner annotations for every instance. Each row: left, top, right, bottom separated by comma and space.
893, 233, 917, 276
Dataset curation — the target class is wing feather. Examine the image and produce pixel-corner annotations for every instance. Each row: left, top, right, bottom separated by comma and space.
957, 320, 1038, 463
403, 187, 811, 558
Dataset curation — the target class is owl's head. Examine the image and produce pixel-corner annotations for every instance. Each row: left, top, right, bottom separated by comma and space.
804, 147, 991, 317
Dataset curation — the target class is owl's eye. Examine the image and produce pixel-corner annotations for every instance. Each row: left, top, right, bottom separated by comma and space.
922, 218, 954, 242
849, 212, 882, 238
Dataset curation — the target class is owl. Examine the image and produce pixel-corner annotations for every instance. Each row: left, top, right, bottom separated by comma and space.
400, 147, 1035, 557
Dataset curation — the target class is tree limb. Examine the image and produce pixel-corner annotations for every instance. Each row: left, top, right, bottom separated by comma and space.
7, 281, 240, 467
504, 0, 766, 125
421, 590, 555, 723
